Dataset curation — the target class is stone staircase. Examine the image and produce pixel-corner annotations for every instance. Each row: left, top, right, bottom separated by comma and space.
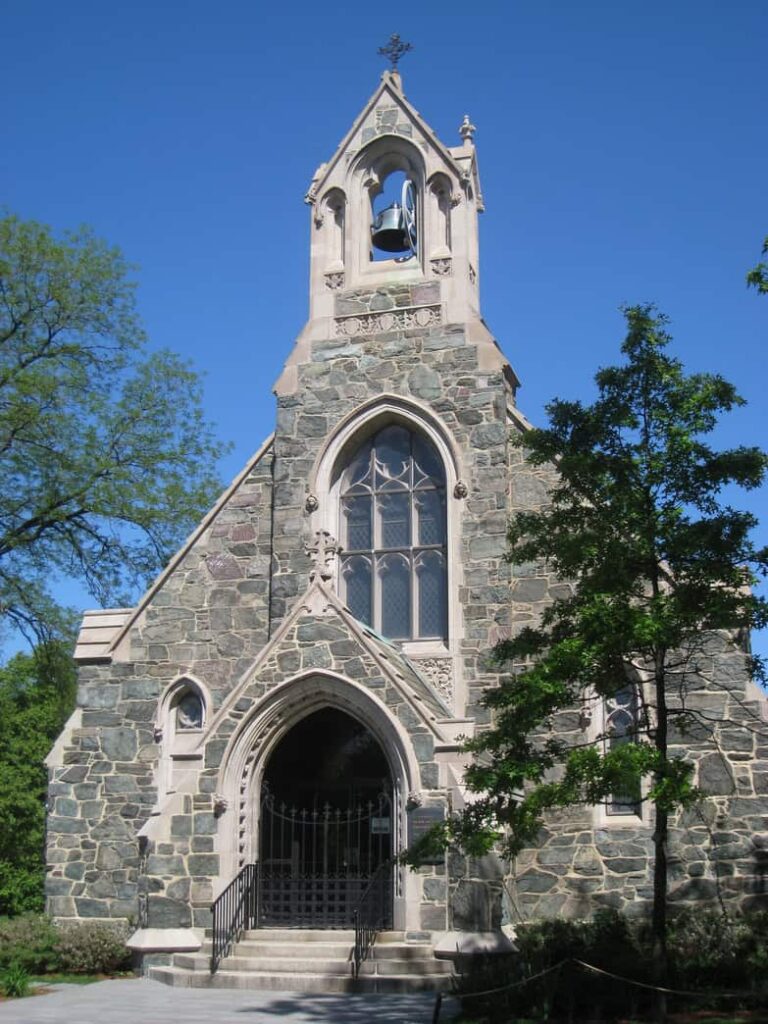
148, 928, 455, 993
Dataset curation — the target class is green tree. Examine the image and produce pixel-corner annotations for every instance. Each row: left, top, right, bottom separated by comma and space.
422, 306, 768, 992
0, 213, 228, 643
0, 644, 76, 914
747, 236, 768, 294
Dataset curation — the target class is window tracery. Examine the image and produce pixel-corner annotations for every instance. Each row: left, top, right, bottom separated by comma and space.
339, 424, 447, 641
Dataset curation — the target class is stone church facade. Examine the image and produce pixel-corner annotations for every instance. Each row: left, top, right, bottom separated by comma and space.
46, 71, 768, 970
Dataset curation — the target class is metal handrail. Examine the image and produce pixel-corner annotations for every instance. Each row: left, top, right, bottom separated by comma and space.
352, 860, 393, 979
210, 862, 258, 973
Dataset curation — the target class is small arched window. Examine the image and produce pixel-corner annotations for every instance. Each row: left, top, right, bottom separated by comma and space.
339, 425, 447, 641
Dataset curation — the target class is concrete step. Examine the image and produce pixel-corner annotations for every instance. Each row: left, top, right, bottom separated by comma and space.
149, 966, 453, 993
211, 939, 434, 959
240, 928, 358, 941
216, 940, 355, 958
176, 953, 453, 976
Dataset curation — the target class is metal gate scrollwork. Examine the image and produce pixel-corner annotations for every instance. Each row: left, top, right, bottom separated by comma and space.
258, 786, 393, 928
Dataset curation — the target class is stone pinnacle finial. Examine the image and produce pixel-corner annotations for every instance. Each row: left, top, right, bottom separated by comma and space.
459, 114, 477, 143
378, 33, 413, 70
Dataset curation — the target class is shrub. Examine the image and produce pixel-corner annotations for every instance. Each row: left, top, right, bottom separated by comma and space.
0, 962, 31, 998
456, 908, 768, 1022
0, 914, 58, 973
667, 908, 768, 996
54, 921, 132, 975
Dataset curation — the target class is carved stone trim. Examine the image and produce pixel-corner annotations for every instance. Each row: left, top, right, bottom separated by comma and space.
213, 794, 228, 817
469, 264, 477, 284
334, 304, 442, 337
453, 480, 468, 499
325, 271, 345, 291
304, 494, 320, 513
431, 257, 452, 277
415, 657, 454, 707
305, 529, 341, 582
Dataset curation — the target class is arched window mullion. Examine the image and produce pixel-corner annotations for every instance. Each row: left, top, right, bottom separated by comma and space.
340, 425, 447, 641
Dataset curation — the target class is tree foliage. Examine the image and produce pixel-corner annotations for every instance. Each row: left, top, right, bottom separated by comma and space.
0, 213, 228, 642
747, 236, 768, 294
0, 645, 76, 915
415, 305, 768, 973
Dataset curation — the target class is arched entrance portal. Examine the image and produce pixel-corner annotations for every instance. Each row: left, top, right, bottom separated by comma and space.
258, 707, 394, 928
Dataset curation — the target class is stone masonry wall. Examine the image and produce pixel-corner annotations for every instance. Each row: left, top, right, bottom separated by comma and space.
501, 624, 768, 922
271, 279, 518, 717
46, 453, 275, 924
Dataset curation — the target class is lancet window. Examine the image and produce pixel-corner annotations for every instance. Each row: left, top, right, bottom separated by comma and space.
604, 684, 642, 816
339, 425, 447, 641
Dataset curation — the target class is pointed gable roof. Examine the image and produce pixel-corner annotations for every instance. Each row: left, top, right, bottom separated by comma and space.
203, 576, 459, 746
305, 70, 478, 207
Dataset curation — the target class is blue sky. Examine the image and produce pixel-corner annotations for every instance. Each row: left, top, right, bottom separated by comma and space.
2, 1, 766, 658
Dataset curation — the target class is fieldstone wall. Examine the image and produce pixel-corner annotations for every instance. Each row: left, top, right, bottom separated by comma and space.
270, 279, 518, 718
134, 606, 453, 933
47, 267, 768, 946
504, 634, 768, 923
46, 451, 275, 924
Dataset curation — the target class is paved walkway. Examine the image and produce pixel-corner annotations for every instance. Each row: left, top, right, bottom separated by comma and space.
0, 978, 458, 1024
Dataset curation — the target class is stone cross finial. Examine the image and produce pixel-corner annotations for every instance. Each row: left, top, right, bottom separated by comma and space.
459, 114, 477, 142
378, 34, 413, 70
305, 529, 341, 582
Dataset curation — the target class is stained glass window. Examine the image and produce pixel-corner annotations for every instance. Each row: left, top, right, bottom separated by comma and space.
339, 425, 447, 640
604, 685, 642, 816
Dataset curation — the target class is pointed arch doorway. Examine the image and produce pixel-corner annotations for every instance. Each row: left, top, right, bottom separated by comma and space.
258, 707, 394, 928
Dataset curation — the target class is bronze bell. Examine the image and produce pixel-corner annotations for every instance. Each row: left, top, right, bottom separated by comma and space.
371, 202, 410, 253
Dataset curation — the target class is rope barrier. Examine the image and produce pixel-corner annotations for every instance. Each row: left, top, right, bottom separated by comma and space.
572, 958, 753, 999
445, 956, 764, 1004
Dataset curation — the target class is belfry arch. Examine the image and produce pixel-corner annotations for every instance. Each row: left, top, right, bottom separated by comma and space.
217, 671, 422, 929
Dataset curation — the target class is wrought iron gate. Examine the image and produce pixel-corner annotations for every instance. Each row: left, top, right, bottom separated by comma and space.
258, 787, 393, 928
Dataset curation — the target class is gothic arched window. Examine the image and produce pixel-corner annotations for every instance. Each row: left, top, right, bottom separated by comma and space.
604, 685, 642, 816
339, 425, 447, 641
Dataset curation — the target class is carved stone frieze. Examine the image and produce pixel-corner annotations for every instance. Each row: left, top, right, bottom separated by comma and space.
334, 304, 442, 337
325, 271, 344, 291
415, 657, 454, 707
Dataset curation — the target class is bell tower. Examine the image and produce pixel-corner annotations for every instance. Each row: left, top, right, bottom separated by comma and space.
276, 65, 516, 394
306, 67, 483, 315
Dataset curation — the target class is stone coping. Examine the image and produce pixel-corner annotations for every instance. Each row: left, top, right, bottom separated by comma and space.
128, 928, 203, 953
